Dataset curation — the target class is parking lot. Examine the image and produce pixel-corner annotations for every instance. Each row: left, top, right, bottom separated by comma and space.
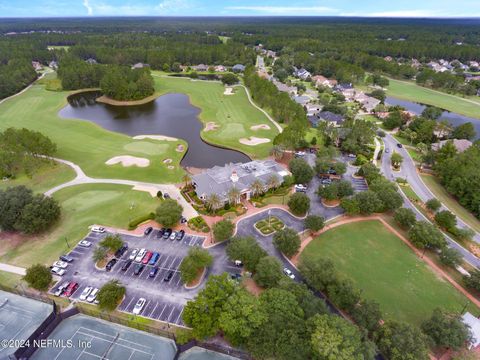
49, 228, 205, 326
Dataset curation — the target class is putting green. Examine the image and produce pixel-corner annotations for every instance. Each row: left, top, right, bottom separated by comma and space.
123, 141, 170, 155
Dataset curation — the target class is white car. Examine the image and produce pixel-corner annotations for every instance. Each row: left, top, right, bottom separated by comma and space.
51, 267, 66, 276
133, 298, 146, 315
78, 240, 92, 247
91, 226, 105, 233
348, 153, 356, 158
79, 286, 93, 301
87, 288, 99, 303
135, 248, 147, 262
294, 151, 306, 157
54, 281, 69, 296
283, 268, 295, 280
294, 184, 307, 193
169, 231, 177, 240
52, 261, 69, 269
129, 248, 139, 261
385, 148, 390, 153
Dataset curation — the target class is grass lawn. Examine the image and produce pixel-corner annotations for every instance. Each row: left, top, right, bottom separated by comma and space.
300, 220, 479, 325
420, 174, 480, 234
0, 184, 163, 267
386, 78, 480, 120
0, 271, 24, 288
0, 162, 76, 194
153, 75, 279, 158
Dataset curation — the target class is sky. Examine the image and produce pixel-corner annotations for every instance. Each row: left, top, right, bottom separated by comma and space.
0, 0, 480, 18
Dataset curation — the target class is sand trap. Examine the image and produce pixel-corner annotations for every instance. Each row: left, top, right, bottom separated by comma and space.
250, 124, 271, 131
176, 144, 185, 152
205, 122, 219, 132
239, 137, 271, 146
105, 156, 150, 168
132, 185, 159, 197
163, 158, 172, 164
133, 135, 178, 141
167, 165, 175, 170
224, 87, 234, 95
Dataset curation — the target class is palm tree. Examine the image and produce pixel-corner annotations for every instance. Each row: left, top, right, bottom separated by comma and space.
250, 179, 265, 198
227, 186, 241, 205
206, 193, 223, 213
436, 120, 452, 139
92, 246, 107, 263
182, 174, 192, 189
266, 174, 281, 191
270, 145, 285, 160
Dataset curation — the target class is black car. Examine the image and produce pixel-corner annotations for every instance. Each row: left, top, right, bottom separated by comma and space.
106, 258, 117, 271
121, 259, 133, 271
397, 143, 403, 148
144, 227, 153, 236
149, 266, 159, 278
60, 254, 74, 263
164, 271, 174, 281
163, 228, 172, 239
115, 244, 128, 258
134, 264, 145, 275
180, 216, 187, 224
156, 228, 165, 238
176, 230, 185, 241
163, 193, 170, 199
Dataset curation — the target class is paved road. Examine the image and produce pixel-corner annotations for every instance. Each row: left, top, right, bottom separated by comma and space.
381, 134, 480, 268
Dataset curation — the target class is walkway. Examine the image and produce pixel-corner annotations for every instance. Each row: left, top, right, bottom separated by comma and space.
0, 263, 26, 276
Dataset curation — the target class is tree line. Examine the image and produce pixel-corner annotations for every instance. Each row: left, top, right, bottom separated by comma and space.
0, 59, 37, 100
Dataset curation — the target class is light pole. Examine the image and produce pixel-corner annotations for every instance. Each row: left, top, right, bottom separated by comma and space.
64, 236, 70, 249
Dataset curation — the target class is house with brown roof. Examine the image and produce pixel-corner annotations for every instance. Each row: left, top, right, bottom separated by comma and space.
431, 139, 473, 153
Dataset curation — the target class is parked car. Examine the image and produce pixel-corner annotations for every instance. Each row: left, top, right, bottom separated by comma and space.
134, 248, 147, 262
142, 251, 153, 265
234, 260, 243, 267
294, 151, 306, 157
122, 259, 133, 271
169, 231, 177, 241
78, 240, 92, 247
133, 298, 146, 315
176, 230, 185, 241
87, 288, 99, 303
115, 244, 128, 258
321, 179, 332, 185
91, 226, 105, 233
283, 268, 295, 280
230, 273, 242, 281
163, 228, 172, 239
134, 264, 145, 275
129, 248, 139, 261
79, 286, 93, 301
60, 255, 74, 263
52, 261, 69, 269
149, 266, 159, 278
149, 252, 159, 265
294, 184, 307, 193
397, 143, 403, 148
164, 271, 174, 282
144, 227, 153, 236
348, 154, 356, 158
54, 281, 69, 297
50, 267, 66, 276
385, 148, 390, 153
180, 216, 187, 224
106, 258, 117, 271
63, 282, 79, 297
156, 228, 165, 238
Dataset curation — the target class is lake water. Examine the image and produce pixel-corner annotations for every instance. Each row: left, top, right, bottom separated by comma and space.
59, 91, 251, 168
386, 96, 480, 139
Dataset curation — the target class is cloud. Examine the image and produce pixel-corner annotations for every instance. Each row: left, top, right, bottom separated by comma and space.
341, 9, 444, 17
156, 0, 191, 12
82, 0, 93, 15
225, 6, 337, 15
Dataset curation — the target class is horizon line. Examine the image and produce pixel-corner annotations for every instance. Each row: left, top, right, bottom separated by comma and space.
1, 15, 480, 19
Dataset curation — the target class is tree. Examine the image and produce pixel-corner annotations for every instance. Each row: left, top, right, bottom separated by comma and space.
426, 198, 442, 212
273, 228, 301, 257
99, 234, 123, 252
182, 174, 192, 188
304, 215, 325, 233
452, 122, 476, 140
15, 194, 61, 234
376, 188, 403, 212
23, 264, 52, 291
205, 193, 223, 212
288, 192, 310, 216
408, 221, 446, 250
250, 179, 265, 197
435, 210, 457, 231
179, 247, 213, 284
226, 236, 267, 272
253, 256, 283, 288
340, 197, 360, 215
327, 278, 361, 312
92, 246, 108, 263
354, 191, 383, 215
299, 256, 338, 292
422, 106, 443, 120
374, 320, 429, 360
352, 300, 383, 333
212, 219, 234, 243
0, 186, 33, 231
227, 186, 241, 205
270, 145, 285, 160
439, 247, 462, 268
394, 208, 417, 229
266, 174, 281, 190
463, 269, 480, 291
221, 73, 239, 85
155, 198, 183, 226
277, 280, 329, 319
421, 308, 472, 350
289, 158, 314, 184
391, 152, 403, 169
97, 280, 126, 311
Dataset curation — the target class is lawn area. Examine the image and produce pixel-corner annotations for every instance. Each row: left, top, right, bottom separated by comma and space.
386, 78, 480, 120
0, 81, 187, 184
420, 174, 480, 234
0, 184, 162, 267
0, 271, 24, 288
300, 220, 479, 325
255, 216, 285, 235
153, 74, 279, 158
0, 162, 76, 194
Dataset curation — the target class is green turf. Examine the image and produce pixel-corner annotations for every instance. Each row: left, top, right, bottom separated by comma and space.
300, 220, 479, 325
386, 78, 480, 120
0, 184, 163, 267
154, 74, 279, 158
0, 271, 24, 288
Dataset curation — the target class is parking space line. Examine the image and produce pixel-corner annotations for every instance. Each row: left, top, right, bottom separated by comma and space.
147, 302, 159, 318
123, 296, 135, 311
140, 300, 150, 315
166, 307, 176, 322
158, 304, 168, 319
174, 308, 184, 324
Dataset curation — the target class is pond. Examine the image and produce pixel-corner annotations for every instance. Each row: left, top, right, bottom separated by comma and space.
59, 91, 251, 168
386, 96, 480, 140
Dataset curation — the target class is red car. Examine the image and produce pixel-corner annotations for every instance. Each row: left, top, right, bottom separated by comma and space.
142, 251, 153, 265
63, 282, 79, 297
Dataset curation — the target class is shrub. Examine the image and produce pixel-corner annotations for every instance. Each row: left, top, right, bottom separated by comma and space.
99, 234, 123, 252
128, 212, 155, 230
187, 216, 210, 232
273, 228, 301, 257
213, 219, 234, 243
253, 256, 283, 288
434, 210, 457, 231
23, 264, 52, 291
394, 208, 417, 229
97, 280, 126, 312
288, 192, 310, 216
426, 198, 442, 212
179, 247, 213, 284
155, 199, 183, 227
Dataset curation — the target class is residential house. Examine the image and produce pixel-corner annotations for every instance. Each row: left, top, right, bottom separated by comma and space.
191, 64, 209, 72
232, 64, 246, 73
354, 92, 381, 113
469, 61, 479, 68
411, 58, 421, 68
428, 61, 449, 73
309, 111, 344, 128
462, 312, 480, 350
273, 80, 297, 95
48, 61, 58, 70
431, 139, 473, 153
305, 103, 322, 117
192, 160, 289, 203
266, 50, 276, 58
31, 61, 42, 71
131, 62, 149, 69
312, 75, 337, 88
293, 95, 310, 106
214, 65, 227, 72
85, 58, 97, 65
334, 83, 355, 99
294, 67, 311, 80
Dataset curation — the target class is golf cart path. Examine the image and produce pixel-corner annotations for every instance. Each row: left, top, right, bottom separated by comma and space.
0, 263, 26, 276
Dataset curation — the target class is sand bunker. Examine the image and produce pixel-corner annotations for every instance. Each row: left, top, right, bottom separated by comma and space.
205, 122, 219, 132
167, 165, 175, 170
250, 124, 271, 131
163, 158, 172, 164
239, 137, 271, 146
105, 156, 150, 168
224, 87, 234, 95
176, 144, 185, 152
133, 135, 178, 141
132, 185, 159, 197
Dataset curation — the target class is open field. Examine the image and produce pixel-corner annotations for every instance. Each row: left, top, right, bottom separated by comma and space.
154, 74, 279, 158
0, 183, 162, 267
386, 78, 480, 120
0, 82, 186, 183
0, 271, 24, 288
420, 174, 480, 233
300, 220, 479, 325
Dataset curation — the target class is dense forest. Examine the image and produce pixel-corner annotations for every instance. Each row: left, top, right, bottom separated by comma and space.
0, 59, 37, 99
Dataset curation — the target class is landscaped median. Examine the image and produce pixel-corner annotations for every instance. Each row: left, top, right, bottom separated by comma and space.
254, 216, 285, 235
